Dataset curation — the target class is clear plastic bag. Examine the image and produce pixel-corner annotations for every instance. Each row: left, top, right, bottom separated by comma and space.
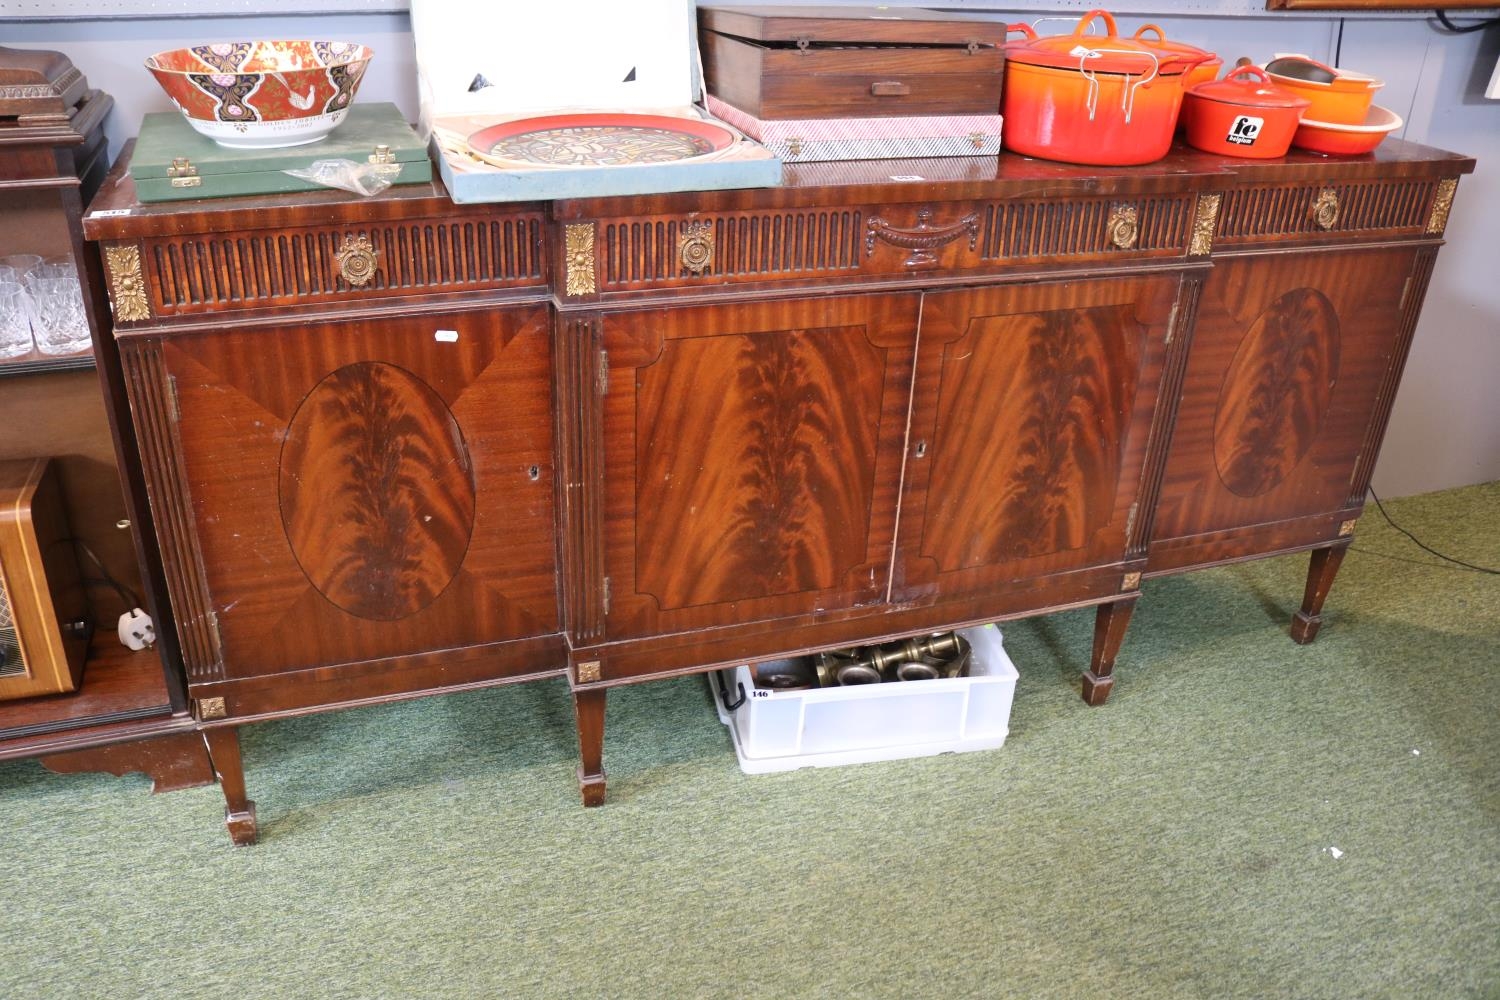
283, 158, 402, 197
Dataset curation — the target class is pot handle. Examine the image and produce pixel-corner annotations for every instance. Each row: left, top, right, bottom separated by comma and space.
1029, 15, 1097, 36
1133, 23, 1167, 42
1006, 22, 1037, 41
1073, 9, 1120, 39
1223, 65, 1272, 85
1077, 47, 1160, 123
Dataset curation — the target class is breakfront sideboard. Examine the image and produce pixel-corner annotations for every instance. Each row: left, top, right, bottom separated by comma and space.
83, 139, 1470, 843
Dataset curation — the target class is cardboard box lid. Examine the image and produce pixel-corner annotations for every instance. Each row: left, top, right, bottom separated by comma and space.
410, 0, 699, 124
130, 102, 428, 182
698, 6, 1011, 48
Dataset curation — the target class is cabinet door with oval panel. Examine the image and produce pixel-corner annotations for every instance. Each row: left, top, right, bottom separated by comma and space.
1148, 246, 1429, 575
893, 273, 1186, 615
120, 305, 559, 693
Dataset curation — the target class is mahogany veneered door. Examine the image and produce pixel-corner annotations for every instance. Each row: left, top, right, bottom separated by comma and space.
148, 304, 558, 678
893, 274, 1183, 606
1149, 246, 1425, 557
598, 293, 919, 640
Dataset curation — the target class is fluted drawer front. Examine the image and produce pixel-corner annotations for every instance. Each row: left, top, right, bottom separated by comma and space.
111, 211, 547, 324
587, 193, 1196, 295
1212, 178, 1451, 249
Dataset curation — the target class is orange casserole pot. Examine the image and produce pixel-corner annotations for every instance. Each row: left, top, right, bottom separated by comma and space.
1002, 10, 1208, 166
1181, 66, 1309, 159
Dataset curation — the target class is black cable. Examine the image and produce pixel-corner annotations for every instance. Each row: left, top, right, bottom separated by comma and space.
66, 538, 144, 608
1335, 18, 1345, 68
1366, 486, 1500, 575
1434, 11, 1500, 33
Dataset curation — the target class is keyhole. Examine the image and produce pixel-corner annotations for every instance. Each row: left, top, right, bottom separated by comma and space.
528, 465, 541, 481
914, 440, 927, 458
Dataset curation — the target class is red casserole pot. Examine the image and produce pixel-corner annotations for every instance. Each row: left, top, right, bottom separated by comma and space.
1181, 65, 1310, 159
1002, 9, 1208, 166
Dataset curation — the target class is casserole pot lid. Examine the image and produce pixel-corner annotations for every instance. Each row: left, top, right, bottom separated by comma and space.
1132, 24, 1219, 65
1005, 9, 1204, 76
1191, 65, 1311, 109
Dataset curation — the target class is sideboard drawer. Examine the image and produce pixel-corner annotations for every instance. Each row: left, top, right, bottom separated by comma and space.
1210, 176, 1457, 250
100, 208, 547, 326
574, 191, 1198, 298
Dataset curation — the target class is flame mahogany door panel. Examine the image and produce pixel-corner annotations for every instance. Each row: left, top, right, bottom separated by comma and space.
599, 293, 919, 641
140, 305, 559, 680
894, 274, 1182, 606
1148, 246, 1425, 570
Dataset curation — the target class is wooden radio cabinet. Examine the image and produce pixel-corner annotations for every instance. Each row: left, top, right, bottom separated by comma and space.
83, 139, 1470, 844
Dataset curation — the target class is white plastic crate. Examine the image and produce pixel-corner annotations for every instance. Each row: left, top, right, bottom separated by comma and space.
711, 625, 1018, 774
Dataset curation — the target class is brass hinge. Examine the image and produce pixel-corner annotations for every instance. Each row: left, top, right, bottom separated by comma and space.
1124, 501, 1139, 540
206, 609, 223, 655
602, 576, 611, 615
369, 144, 395, 165
597, 350, 609, 395
168, 156, 201, 188
166, 374, 181, 424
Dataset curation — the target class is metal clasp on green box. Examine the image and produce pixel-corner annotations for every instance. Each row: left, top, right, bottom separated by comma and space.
129, 102, 431, 203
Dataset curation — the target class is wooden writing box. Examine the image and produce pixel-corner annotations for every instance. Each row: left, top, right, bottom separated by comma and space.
699, 5, 1009, 119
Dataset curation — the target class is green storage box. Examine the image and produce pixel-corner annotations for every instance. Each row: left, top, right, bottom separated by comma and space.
129, 102, 432, 203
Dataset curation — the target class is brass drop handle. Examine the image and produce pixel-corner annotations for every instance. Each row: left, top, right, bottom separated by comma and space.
1312, 188, 1340, 231
1107, 205, 1139, 250
678, 220, 714, 275
336, 233, 378, 287
871, 81, 912, 97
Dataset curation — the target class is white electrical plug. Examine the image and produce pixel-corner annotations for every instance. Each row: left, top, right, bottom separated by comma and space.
118, 608, 155, 650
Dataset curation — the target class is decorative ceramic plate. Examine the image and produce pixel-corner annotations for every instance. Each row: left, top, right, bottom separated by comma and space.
466, 113, 737, 168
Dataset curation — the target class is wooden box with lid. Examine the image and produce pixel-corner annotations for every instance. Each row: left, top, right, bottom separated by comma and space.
698, 5, 1010, 119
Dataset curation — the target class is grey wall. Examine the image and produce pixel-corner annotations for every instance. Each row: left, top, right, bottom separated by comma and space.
4, 6, 1496, 497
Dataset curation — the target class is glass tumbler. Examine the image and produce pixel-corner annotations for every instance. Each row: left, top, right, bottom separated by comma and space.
0, 285, 34, 359
29, 276, 91, 356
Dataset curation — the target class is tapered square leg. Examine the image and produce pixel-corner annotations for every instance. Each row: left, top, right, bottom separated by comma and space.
1082, 595, 1139, 706
201, 726, 257, 846
1291, 542, 1350, 645
572, 687, 607, 807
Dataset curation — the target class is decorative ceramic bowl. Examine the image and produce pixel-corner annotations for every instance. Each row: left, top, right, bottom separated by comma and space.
145, 41, 373, 149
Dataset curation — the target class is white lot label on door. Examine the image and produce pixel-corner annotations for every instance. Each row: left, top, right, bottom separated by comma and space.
1227, 116, 1264, 146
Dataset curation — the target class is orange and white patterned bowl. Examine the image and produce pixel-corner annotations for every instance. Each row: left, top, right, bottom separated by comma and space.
145, 41, 373, 148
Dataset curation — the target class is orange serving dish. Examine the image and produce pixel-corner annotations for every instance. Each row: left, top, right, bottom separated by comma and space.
1263, 56, 1383, 126
1290, 104, 1402, 156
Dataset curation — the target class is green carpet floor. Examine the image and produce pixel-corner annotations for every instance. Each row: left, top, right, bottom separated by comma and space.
2, 483, 1496, 999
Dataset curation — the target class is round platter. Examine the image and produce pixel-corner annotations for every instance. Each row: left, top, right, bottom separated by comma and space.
466, 113, 737, 168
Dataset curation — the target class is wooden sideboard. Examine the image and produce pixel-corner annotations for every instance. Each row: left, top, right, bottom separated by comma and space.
83, 139, 1471, 843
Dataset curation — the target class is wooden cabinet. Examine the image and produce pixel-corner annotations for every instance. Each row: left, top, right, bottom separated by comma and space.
86, 178, 564, 842
1147, 168, 1461, 642
85, 139, 1472, 842
0, 50, 211, 793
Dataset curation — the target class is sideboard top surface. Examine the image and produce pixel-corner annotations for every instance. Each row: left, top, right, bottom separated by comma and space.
83, 137, 1473, 242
